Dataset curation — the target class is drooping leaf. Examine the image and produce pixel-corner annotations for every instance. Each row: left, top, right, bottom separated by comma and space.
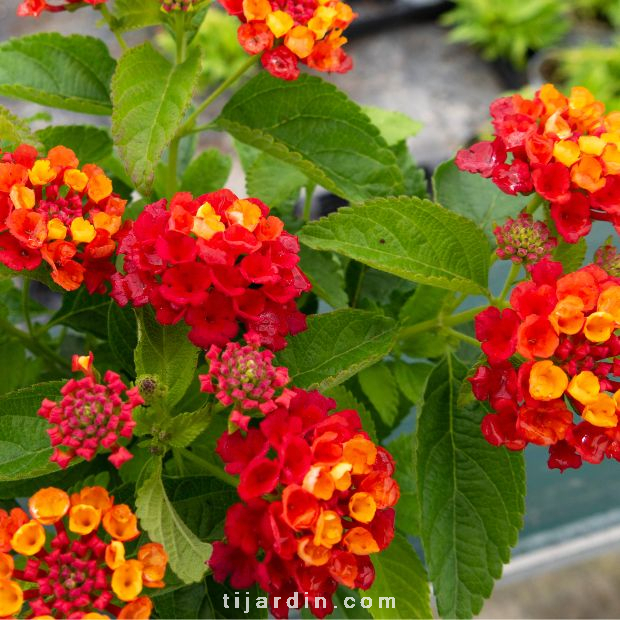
217, 73, 404, 202
134, 307, 200, 409
299, 246, 348, 309
0, 105, 40, 149
49, 289, 111, 340
0, 33, 115, 115
136, 458, 212, 584
433, 158, 529, 240
111, 42, 201, 193
357, 364, 399, 426
35, 125, 113, 164
417, 355, 525, 618
301, 197, 491, 295
365, 534, 432, 619
108, 302, 138, 377
180, 148, 232, 196
276, 310, 398, 391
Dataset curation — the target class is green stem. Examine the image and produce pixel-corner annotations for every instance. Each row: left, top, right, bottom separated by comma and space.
180, 448, 238, 488
178, 54, 259, 137
446, 328, 481, 349
99, 5, 128, 52
302, 183, 316, 222
0, 314, 70, 370
167, 138, 180, 196
172, 449, 187, 476
22, 279, 34, 338
399, 305, 488, 341
498, 262, 521, 303
175, 13, 187, 64
525, 194, 544, 215
351, 264, 367, 308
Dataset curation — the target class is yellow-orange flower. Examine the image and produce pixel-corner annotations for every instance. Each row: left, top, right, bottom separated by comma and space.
11, 520, 46, 555
0, 579, 23, 617
102, 504, 140, 542
118, 596, 153, 619
69, 504, 101, 536
29, 487, 70, 525
348, 492, 377, 524
529, 361, 569, 401
137, 543, 168, 589
343, 527, 380, 555
567, 371, 600, 406
342, 435, 377, 474
112, 560, 144, 602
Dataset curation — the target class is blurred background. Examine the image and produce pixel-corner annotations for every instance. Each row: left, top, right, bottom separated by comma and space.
2, 0, 620, 616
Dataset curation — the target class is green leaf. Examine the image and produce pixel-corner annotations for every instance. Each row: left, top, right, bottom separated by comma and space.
204, 579, 268, 619
135, 458, 212, 584
164, 409, 212, 449
301, 197, 490, 295
111, 42, 201, 194
0, 339, 41, 395
299, 246, 348, 309
386, 433, 419, 536
357, 363, 399, 426
153, 584, 206, 619
0, 105, 40, 149
0, 33, 115, 115
217, 73, 404, 202
417, 355, 525, 618
35, 125, 113, 164
112, 0, 166, 32
324, 384, 377, 443
393, 360, 434, 405
433, 158, 529, 240
108, 302, 138, 377
181, 148, 232, 196
365, 533, 432, 619
0, 382, 68, 482
361, 106, 422, 146
276, 309, 398, 391
392, 141, 427, 198
246, 153, 307, 208
553, 237, 587, 272
50, 289, 111, 340
134, 306, 200, 409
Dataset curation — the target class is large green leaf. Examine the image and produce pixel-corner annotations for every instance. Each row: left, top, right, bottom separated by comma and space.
49, 289, 111, 340
111, 42, 201, 194
0, 105, 40, 149
365, 534, 432, 619
134, 307, 200, 409
357, 363, 399, 426
36, 125, 113, 165
136, 458, 212, 584
217, 73, 404, 202
301, 197, 490, 295
108, 302, 138, 377
246, 152, 307, 209
112, 0, 166, 32
276, 310, 398, 391
299, 247, 348, 309
386, 433, 419, 536
433, 158, 529, 240
181, 148, 232, 196
0, 33, 115, 115
417, 355, 525, 618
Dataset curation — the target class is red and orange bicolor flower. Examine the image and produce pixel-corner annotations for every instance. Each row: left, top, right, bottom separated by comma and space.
16, 0, 106, 17
0, 144, 127, 292
0, 486, 167, 619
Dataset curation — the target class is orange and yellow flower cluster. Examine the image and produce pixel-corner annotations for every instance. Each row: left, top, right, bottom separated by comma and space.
0, 145, 126, 292
0, 486, 167, 619
457, 84, 620, 242
220, 0, 356, 80
471, 260, 620, 470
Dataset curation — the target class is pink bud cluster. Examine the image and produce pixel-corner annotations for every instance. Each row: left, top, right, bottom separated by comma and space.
38, 371, 143, 469
160, 0, 194, 11
494, 213, 557, 265
595, 244, 620, 277
199, 334, 291, 430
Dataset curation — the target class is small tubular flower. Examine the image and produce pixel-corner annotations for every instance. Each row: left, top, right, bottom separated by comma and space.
17, 0, 106, 16
220, 0, 356, 80
111, 190, 310, 351
37, 353, 143, 469
456, 84, 620, 243
470, 262, 620, 471
210, 387, 399, 618
0, 145, 125, 293
0, 485, 167, 618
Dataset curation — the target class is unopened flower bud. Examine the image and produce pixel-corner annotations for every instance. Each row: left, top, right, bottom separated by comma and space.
595, 243, 620, 277
494, 213, 557, 265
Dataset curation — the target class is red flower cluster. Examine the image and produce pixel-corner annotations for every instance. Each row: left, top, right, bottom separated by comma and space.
17, 0, 105, 17
0, 144, 126, 292
0, 486, 166, 619
38, 353, 143, 469
494, 212, 557, 265
219, 0, 356, 80
456, 84, 620, 243
111, 190, 310, 350
210, 388, 399, 618
199, 332, 291, 430
470, 260, 620, 470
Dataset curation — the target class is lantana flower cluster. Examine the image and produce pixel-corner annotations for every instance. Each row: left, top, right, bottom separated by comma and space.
38, 353, 143, 470
17, 0, 105, 17
470, 260, 620, 471
210, 387, 400, 618
111, 190, 310, 350
0, 486, 167, 619
456, 84, 620, 243
494, 212, 557, 265
0, 144, 126, 292
219, 0, 356, 80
